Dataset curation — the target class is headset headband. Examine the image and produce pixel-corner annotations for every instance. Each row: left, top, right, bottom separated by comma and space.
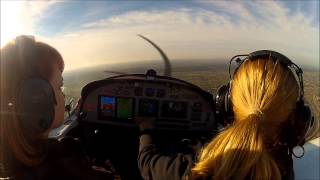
228, 50, 304, 101
15, 35, 39, 78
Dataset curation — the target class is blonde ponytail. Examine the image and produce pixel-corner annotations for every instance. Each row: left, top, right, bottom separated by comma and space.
192, 113, 281, 180
193, 58, 299, 179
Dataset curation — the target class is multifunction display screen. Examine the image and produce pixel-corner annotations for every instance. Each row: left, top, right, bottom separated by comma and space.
99, 96, 134, 120
99, 97, 188, 120
161, 101, 188, 118
139, 99, 159, 117
117, 97, 134, 119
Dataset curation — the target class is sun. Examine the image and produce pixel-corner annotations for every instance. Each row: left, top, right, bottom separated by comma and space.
0, 1, 31, 47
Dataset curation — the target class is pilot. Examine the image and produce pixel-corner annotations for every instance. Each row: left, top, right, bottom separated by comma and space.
137, 51, 317, 180
0, 36, 116, 179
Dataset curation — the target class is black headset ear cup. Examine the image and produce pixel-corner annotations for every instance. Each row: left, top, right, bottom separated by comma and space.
295, 101, 313, 144
16, 78, 56, 134
215, 83, 233, 126
299, 102, 312, 124
281, 101, 313, 148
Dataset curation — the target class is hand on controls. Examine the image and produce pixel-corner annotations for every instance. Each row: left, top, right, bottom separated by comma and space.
135, 117, 154, 131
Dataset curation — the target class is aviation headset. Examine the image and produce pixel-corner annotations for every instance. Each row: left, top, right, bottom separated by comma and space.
6, 36, 57, 135
215, 50, 314, 148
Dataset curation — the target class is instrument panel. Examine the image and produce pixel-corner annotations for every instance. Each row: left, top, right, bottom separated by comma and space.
79, 73, 217, 132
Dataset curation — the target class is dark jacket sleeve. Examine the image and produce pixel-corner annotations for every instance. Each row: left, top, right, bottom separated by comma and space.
13, 137, 115, 180
46, 137, 115, 180
138, 134, 193, 180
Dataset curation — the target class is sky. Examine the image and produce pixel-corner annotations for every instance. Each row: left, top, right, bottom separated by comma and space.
1, 0, 319, 71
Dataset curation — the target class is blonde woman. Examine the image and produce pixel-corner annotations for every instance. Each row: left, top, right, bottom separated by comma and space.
192, 51, 316, 180
137, 50, 316, 180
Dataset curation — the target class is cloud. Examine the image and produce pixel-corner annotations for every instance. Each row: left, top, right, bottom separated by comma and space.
3, 1, 318, 71
83, 9, 199, 28
46, 1, 318, 71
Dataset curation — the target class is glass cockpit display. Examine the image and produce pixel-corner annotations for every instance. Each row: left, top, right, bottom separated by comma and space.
161, 101, 188, 118
83, 77, 216, 132
99, 96, 116, 117
116, 97, 134, 119
139, 99, 159, 117
99, 96, 134, 120
99, 97, 189, 119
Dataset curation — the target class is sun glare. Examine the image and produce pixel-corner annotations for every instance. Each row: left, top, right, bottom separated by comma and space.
0, 1, 31, 47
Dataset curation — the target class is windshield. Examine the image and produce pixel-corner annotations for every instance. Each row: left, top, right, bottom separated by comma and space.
1, 1, 319, 139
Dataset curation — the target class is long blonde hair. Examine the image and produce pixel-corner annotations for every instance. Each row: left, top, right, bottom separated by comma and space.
192, 58, 300, 180
0, 36, 64, 168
